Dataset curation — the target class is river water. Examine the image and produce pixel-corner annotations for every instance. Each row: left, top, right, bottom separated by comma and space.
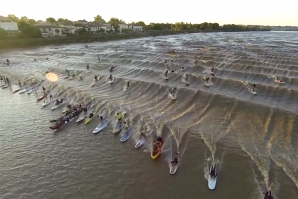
0, 31, 298, 199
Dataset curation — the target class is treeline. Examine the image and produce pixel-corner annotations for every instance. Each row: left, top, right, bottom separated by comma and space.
144, 22, 271, 32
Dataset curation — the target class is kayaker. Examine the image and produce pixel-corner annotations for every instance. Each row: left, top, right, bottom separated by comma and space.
157, 136, 162, 143
116, 112, 122, 122
89, 112, 94, 118
109, 74, 113, 81
171, 152, 179, 164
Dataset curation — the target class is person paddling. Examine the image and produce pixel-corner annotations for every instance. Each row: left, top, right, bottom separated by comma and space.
264, 189, 273, 199
171, 152, 179, 164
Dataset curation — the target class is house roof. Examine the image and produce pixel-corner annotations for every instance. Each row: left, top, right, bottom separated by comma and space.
0, 15, 13, 22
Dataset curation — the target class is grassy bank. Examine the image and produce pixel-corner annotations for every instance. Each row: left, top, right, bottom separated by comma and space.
0, 31, 182, 50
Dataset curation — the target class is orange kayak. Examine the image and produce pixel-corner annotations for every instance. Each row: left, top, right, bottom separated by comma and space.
151, 137, 164, 159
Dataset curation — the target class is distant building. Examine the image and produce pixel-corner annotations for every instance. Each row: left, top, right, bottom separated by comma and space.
0, 15, 19, 32
127, 24, 143, 32
34, 23, 68, 37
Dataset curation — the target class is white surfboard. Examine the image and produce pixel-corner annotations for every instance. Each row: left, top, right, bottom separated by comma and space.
251, 90, 257, 95
41, 98, 57, 109
113, 121, 123, 134
108, 77, 114, 84
135, 136, 145, 148
76, 116, 85, 123
208, 163, 218, 190
205, 82, 210, 87
93, 119, 109, 134
169, 156, 179, 175
123, 87, 128, 91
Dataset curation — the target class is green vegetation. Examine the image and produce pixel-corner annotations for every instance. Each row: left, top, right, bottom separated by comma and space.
0, 14, 271, 50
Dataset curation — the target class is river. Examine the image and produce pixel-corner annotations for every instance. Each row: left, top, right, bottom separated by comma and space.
0, 31, 298, 199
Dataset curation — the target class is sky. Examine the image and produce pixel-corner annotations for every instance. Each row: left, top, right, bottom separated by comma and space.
1, 0, 298, 26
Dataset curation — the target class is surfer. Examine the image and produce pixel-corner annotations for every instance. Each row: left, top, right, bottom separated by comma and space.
181, 66, 185, 71
49, 94, 53, 101
109, 74, 113, 81
139, 132, 146, 139
165, 70, 169, 79
116, 112, 122, 122
210, 164, 218, 178
94, 75, 98, 82
252, 84, 256, 92
171, 152, 179, 164
126, 81, 130, 88
98, 115, 103, 122
86, 64, 89, 70
79, 74, 83, 80
211, 66, 215, 76
66, 69, 70, 76
109, 66, 115, 72
124, 121, 129, 129
205, 76, 210, 84
171, 87, 177, 96
164, 59, 167, 63
264, 189, 273, 199
89, 112, 94, 118
6, 59, 10, 65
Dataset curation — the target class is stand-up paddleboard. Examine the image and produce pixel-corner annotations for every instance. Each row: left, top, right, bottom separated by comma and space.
169, 155, 179, 175
274, 79, 285, 84
93, 119, 109, 134
41, 98, 57, 108
208, 163, 218, 190
51, 101, 68, 111
113, 121, 123, 134
76, 116, 85, 123
251, 89, 257, 95
13, 88, 21, 93
120, 127, 133, 142
135, 136, 145, 148
19, 87, 28, 94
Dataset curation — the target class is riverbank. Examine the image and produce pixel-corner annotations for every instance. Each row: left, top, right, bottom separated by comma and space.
0, 31, 182, 51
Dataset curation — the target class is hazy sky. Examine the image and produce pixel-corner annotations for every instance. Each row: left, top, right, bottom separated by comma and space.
1, 0, 297, 26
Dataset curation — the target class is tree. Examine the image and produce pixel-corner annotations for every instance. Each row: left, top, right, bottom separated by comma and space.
7, 14, 19, 22
108, 17, 125, 31
0, 28, 8, 39
27, 19, 37, 25
17, 21, 41, 38
46, 17, 56, 24
94, 15, 106, 23
131, 21, 146, 26
76, 28, 87, 36
57, 18, 72, 24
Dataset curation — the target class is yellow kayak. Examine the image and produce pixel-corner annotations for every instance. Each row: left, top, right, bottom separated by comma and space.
151, 137, 164, 159
85, 117, 92, 124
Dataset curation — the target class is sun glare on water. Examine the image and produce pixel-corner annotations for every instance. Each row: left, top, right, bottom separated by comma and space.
46, 72, 58, 82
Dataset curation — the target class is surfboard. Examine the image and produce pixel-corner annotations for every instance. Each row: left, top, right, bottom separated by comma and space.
123, 87, 128, 91
275, 80, 285, 84
93, 119, 109, 134
251, 90, 257, 95
85, 117, 93, 124
169, 156, 179, 175
113, 121, 123, 134
120, 127, 133, 142
135, 136, 145, 148
170, 93, 176, 100
108, 77, 114, 84
208, 163, 218, 190
205, 82, 210, 87
76, 116, 85, 123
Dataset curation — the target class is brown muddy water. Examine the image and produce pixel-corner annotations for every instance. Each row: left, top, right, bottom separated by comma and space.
1, 31, 298, 199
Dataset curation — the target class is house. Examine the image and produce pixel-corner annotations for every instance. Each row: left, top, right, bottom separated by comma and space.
118, 24, 129, 32
130, 25, 143, 32
0, 15, 19, 32
34, 23, 68, 37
